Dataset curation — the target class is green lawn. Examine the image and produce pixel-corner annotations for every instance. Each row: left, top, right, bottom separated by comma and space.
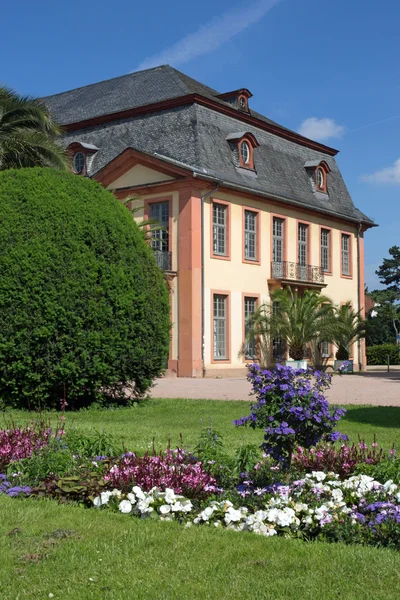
3, 399, 399, 454
1, 495, 400, 600
1, 399, 399, 599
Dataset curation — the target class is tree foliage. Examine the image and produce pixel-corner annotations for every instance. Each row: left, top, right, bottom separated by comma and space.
0, 168, 171, 409
332, 302, 365, 360
0, 87, 68, 171
245, 288, 337, 363
376, 246, 400, 296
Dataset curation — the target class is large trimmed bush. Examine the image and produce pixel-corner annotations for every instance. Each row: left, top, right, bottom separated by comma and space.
0, 168, 170, 408
366, 344, 400, 366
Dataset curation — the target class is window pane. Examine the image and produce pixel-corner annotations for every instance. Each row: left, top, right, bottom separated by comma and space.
321, 341, 330, 358
244, 297, 257, 359
244, 210, 257, 260
273, 217, 284, 263
321, 229, 330, 272
213, 294, 227, 359
213, 204, 227, 255
150, 202, 169, 252
341, 234, 350, 275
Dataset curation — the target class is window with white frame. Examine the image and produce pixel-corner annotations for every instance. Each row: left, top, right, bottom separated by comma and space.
341, 234, 351, 276
213, 204, 227, 256
150, 201, 169, 252
321, 341, 330, 358
298, 223, 308, 266
244, 210, 257, 261
213, 294, 228, 360
244, 296, 257, 359
321, 228, 330, 273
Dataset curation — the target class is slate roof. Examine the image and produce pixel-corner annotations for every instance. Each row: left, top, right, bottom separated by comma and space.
42, 66, 375, 227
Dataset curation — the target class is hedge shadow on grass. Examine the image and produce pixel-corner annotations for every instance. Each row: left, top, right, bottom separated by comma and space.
343, 406, 400, 429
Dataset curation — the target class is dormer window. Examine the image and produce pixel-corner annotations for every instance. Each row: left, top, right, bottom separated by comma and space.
73, 152, 85, 174
226, 132, 260, 171
240, 141, 251, 166
67, 141, 99, 176
217, 88, 252, 112
304, 159, 330, 194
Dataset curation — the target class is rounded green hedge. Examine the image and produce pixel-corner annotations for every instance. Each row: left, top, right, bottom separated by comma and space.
366, 344, 400, 366
0, 168, 170, 409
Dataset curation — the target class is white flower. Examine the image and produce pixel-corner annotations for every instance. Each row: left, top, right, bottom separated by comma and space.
93, 496, 102, 507
224, 507, 243, 525
132, 486, 146, 500
383, 480, 397, 494
127, 493, 136, 503
164, 488, 176, 504
119, 500, 132, 514
159, 504, 171, 515
331, 489, 343, 502
179, 499, 193, 513
311, 471, 327, 482
185, 521, 193, 528
200, 506, 214, 521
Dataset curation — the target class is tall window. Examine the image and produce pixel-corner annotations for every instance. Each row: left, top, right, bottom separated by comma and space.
273, 218, 284, 263
244, 296, 257, 359
298, 223, 308, 266
298, 223, 308, 280
341, 233, 351, 276
320, 341, 330, 358
150, 201, 169, 252
213, 294, 228, 360
244, 210, 257, 261
213, 204, 227, 256
321, 228, 330, 273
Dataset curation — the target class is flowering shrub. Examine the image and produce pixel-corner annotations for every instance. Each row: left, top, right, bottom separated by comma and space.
0, 474, 31, 497
93, 473, 400, 549
104, 449, 220, 499
234, 364, 347, 469
0, 422, 52, 471
293, 438, 388, 479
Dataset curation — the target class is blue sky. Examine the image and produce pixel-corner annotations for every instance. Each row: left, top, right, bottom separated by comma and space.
2, 0, 399, 289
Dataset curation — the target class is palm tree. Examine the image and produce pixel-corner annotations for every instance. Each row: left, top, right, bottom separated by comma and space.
333, 302, 366, 360
0, 87, 68, 170
244, 287, 337, 365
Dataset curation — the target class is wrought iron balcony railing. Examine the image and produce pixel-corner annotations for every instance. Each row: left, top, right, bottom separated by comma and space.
153, 250, 172, 271
271, 261, 325, 285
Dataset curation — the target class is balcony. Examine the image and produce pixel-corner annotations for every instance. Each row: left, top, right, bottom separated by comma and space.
271, 261, 325, 286
153, 250, 172, 271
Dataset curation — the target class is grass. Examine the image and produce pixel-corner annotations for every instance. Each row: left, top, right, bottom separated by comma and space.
1, 398, 399, 599
3, 399, 399, 455
1, 495, 400, 600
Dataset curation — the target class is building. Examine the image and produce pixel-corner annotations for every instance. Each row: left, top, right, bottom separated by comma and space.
43, 65, 376, 377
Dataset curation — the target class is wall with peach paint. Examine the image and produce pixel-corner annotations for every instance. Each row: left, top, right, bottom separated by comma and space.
203, 189, 362, 374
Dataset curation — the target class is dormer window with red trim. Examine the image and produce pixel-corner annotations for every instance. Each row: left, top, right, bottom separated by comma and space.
217, 88, 252, 112
226, 132, 260, 171
67, 141, 100, 176
304, 159, 330, 194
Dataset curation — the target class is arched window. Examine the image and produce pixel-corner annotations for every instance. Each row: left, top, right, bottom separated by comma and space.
315, 165, 328, 192
73, 152, 85, 174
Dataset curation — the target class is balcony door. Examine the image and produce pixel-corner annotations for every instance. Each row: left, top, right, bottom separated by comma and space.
272, 217, 284, 278
297, 223, 308, 281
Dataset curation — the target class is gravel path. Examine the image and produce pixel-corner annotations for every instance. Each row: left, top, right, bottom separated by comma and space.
151, 372, 400, 406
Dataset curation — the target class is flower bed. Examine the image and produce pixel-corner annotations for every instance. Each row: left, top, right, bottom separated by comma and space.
92, 472, 400, 549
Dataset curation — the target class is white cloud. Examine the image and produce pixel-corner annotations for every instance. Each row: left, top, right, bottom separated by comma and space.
298, 117, 345, 141
362, 158, 400, 185
135, 0, 282, 71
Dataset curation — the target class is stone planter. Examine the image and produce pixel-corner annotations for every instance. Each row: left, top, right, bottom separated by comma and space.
286, 360, 308, 370
334, 359, 354, 373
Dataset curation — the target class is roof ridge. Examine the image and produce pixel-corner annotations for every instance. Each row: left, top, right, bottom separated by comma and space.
41, 64, 171, 100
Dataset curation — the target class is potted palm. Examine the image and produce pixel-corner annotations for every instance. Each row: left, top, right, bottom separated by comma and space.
243, 287, 337, 369
333, 303, 366, 373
